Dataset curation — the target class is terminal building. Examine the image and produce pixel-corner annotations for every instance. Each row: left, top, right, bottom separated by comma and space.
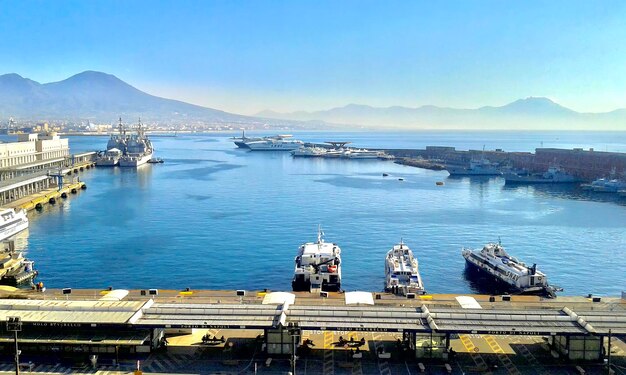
0, 133, 94, 206
0, 291, 624, 365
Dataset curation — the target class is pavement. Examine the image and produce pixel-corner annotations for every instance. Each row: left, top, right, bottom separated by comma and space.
4, 329, 623, 375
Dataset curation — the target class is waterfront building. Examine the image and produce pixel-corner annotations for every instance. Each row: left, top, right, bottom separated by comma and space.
0, 133, 69, 169
0, 132, 85, 206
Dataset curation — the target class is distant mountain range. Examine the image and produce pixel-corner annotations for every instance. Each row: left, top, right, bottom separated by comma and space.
2, 70, 624, 130
0, 71, 308, 128
258, 98, 626, 130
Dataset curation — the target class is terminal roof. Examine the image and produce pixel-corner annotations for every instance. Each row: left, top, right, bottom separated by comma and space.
0, 299, 146, 326
135, 303, 282, 329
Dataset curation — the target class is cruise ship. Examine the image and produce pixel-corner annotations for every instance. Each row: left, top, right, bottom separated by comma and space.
504, 165, 579, 184
447, 158, 501, 176
247, 137, 304, 151
462, 241, 559, 297
0, 208, 29, 243
385, 241, 425, 295
292, 227, 342, 292
119, 120, 154, 167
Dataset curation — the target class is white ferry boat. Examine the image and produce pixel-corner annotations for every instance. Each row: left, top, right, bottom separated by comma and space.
343, 149, 384, 159
119, 120, 154, 167
0, 246, 37, 286
447, 158, 501, 176
231, 130, 265, 148
291, 146, 328, 157
385, 241, 425, 295
292, 227, 342, 292
0, 208, 29, 243
247, 137, 304, 151
462, 241, 559, 297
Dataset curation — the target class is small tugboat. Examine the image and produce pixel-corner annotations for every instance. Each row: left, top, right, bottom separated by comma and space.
0, 241, 37, 286
292, 226, 342, 293
147, 157, 164, 164
385, 241, 425, 295
462, 240, 560, 298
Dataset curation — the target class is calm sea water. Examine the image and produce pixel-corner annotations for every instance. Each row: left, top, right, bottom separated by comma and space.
11, 131, 626, 296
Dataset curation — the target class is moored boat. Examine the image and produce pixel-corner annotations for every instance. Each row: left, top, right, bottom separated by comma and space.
385, 241, 425, 295
231, 130, 265, 148
96, 148, 123, 166
461, 241, 560, 297
118, 119, 154, 167
447, 158, 501, 176
0, 242, 37, 286
291, 146, 328, 157
247, 137, 304, 151
0, 208, 29, 243
292, 227, 342, 293
504, 165, 579, 184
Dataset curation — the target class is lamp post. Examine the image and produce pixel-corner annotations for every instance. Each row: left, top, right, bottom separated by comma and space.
287, 323, 301, 375
6, 316, 22, 375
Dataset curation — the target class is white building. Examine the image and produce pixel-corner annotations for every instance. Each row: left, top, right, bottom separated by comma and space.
0, 133, 70, 168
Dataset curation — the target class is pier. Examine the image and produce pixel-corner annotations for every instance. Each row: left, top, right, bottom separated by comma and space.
388, 146, 626, 180
0, 289, 624, 373
0, 133, 96, 208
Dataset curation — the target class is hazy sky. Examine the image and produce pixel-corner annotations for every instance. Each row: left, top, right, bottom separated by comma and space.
1, 1, 626, 115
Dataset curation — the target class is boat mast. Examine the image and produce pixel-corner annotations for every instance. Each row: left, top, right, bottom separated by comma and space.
317, 225, 324, 244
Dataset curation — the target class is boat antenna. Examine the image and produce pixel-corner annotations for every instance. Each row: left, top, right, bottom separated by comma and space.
317, 225, 324, 243
400, 237, 404, 248
498, 236, 502, 245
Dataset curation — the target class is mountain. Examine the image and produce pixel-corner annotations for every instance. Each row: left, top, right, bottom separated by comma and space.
0, 71, 299, 127
257, 97, 626, 130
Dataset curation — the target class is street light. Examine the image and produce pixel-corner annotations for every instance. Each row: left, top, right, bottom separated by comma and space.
6, 316, 22, 375
287, 323, 301, 375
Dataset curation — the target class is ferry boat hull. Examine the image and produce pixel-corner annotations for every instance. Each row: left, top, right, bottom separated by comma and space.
384, 242, 425, 296
119, 152, 153, 167
292, 228, 342, 293
461, 243, 557, 298
0, 209, 29, 243
96, 157, 119, 166
247, 140, 304, 151
463, 259, 549, 295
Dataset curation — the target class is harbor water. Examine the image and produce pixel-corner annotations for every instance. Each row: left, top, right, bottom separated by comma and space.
13, 131, 626, 296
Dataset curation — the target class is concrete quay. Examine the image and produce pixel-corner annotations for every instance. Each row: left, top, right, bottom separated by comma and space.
2, 180, 86, 211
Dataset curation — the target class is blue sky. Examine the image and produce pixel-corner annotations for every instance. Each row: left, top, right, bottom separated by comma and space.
1, 1, 626, 115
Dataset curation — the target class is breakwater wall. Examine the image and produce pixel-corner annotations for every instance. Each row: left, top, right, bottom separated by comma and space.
385, 146, 626, 180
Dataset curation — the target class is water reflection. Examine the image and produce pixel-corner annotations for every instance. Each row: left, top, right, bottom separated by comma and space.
502, 183, 626, 205
7, 229, 29, 252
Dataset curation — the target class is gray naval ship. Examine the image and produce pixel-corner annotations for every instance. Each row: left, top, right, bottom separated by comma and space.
504, 165, 579, 184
